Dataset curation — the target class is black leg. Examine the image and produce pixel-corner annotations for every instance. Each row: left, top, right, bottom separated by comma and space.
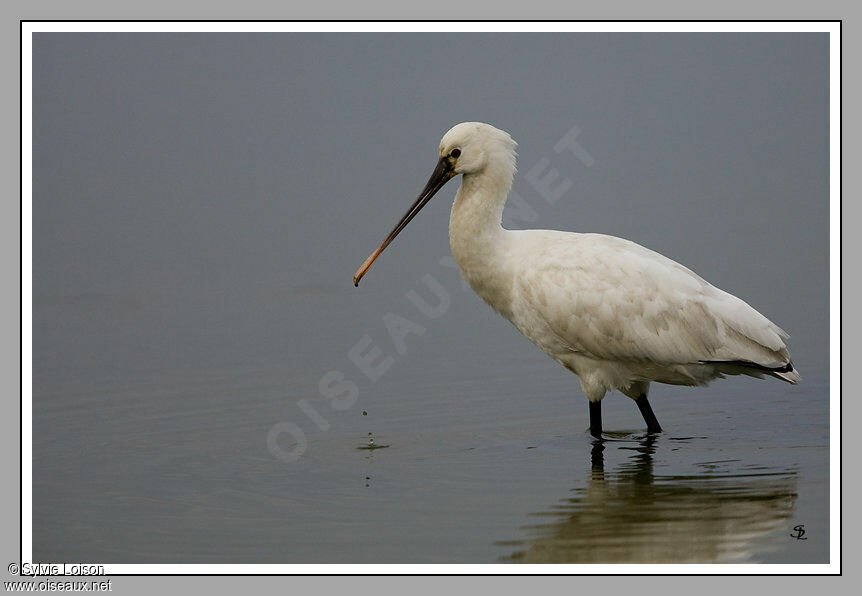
590, 439, 605, 471
635, 394, 663, 433
589, 400, 602, 439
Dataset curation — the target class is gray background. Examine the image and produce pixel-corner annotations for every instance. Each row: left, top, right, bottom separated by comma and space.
29, 30, 831, 567
32, 32, 827, 380
4, 3, 848, 592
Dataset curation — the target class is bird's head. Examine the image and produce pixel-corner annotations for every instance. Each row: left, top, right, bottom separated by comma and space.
438, 122, 518, 176
352, 122, 515, 287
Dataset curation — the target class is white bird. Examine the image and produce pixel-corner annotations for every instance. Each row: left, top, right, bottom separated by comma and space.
354, 122, 799, 437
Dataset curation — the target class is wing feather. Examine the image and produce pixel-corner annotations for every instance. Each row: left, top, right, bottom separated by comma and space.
510, 232, 791, 368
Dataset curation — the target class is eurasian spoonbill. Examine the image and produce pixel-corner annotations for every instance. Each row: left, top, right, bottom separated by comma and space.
353, 122, 799, 438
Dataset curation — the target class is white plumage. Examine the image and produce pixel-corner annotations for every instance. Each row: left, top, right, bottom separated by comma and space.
354, 122, 798, 436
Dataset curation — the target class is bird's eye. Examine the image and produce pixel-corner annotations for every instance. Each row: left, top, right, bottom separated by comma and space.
450, 148, 461, 158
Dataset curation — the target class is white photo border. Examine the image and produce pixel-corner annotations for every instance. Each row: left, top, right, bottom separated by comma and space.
20, 19, 841, 576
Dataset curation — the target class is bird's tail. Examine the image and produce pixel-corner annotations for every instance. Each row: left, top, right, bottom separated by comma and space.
701, 359, 801, 384
773, 366, 801, 384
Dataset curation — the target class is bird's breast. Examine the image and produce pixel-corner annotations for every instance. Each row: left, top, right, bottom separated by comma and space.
448, 230, 517, 321
451, 244, 515, 319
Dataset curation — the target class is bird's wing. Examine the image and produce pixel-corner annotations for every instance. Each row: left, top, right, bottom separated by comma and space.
511, 232, 791, 368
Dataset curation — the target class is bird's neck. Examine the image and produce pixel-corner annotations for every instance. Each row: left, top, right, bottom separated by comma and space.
448, 163, 514, 312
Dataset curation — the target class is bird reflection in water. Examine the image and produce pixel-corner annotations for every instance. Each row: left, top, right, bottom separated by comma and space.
501, 435, 797, 563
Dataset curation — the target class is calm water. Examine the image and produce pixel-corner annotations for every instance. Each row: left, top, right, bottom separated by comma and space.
32, 289, 829, 564
32, 32, 830, 566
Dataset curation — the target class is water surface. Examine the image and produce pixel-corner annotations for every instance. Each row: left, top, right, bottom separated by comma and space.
32, 288, 828, 564
31, 32, 830, 566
